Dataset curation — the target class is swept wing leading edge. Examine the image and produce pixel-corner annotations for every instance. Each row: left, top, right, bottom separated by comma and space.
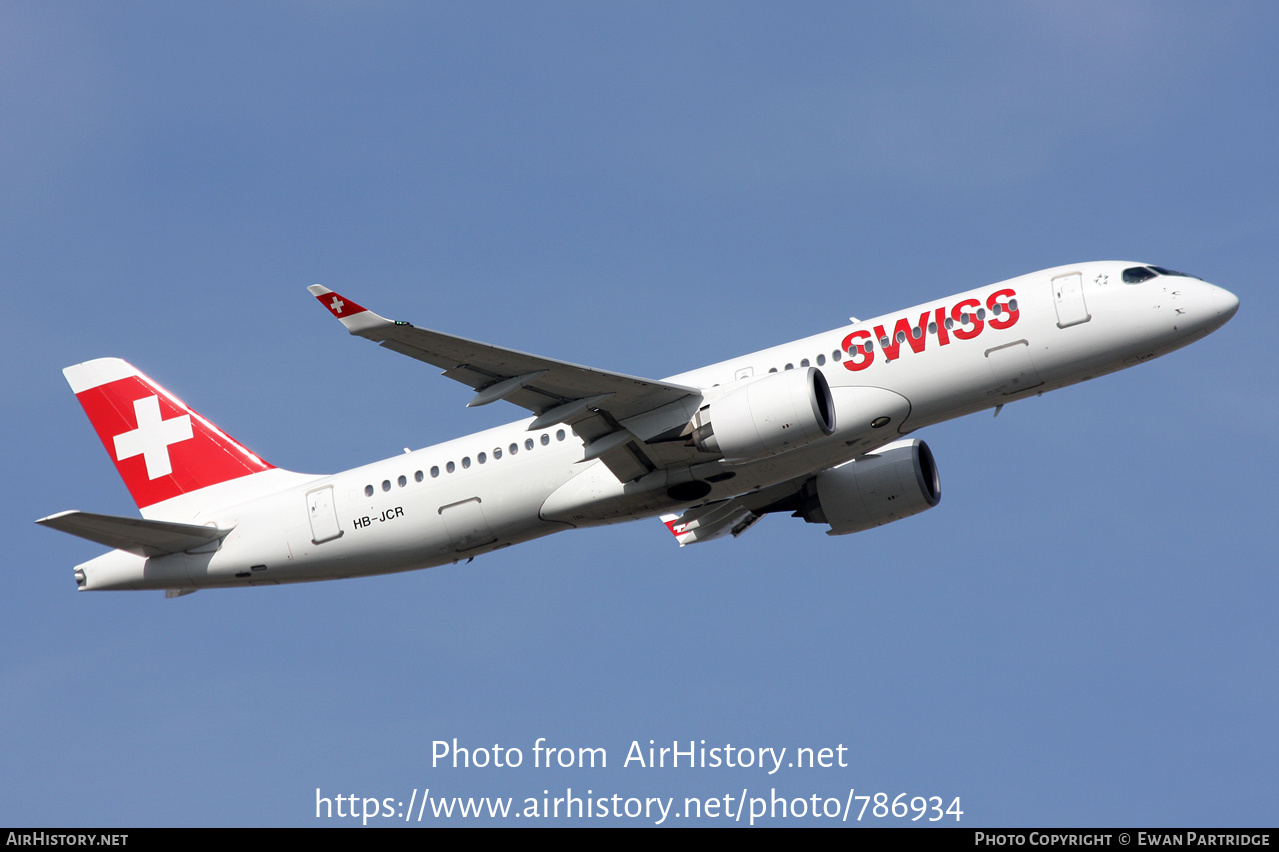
308, 286, 706, 480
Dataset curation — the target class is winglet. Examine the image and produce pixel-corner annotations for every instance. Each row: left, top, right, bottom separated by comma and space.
660, 513, 689, 547
307, 285, 389, 334
660, 504, 762, 546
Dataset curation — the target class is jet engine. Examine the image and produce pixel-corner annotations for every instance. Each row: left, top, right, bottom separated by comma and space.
793, 438, 940, 535
690, 367, 835, 463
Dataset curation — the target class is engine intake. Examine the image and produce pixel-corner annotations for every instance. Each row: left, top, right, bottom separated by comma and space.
690, 367, 835, 463
796, 439, 940, 535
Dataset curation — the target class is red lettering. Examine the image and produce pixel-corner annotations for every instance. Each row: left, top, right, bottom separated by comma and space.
905, 310, 931, 354
841, 330, 875, 372
874, 311, 930, 361
950, 298, 983, 340
862, 291, 1011, 365
986, 288, 1018, 330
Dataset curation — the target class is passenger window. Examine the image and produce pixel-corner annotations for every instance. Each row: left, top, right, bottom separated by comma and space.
415, 470, 424, 483
397, 475, 407, 487
801, 358, 810, 367
510, 443, 519, 455
477, 452, 486, 464
446, 461, 455, 474
526, 438, 535, 451
364, 485, 374, 497
556, 429, 566, 441
493, 447, 502, 459
816, 354, 826, 366
462, 457, 471, 469
541, 434, 550, 446
430, 466, 440, 478
382, 480, 391, 492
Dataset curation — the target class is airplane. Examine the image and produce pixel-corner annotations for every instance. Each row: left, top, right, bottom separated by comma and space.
38, 262, 1238, 595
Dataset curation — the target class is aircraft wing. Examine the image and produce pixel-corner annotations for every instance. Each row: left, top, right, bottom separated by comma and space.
309, 286, 705, 481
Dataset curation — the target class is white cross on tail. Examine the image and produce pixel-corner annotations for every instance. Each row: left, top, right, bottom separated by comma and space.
113, 396, 194, 479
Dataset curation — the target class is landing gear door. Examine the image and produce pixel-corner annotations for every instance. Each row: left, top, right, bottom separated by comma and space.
307, 485, 344, 544
1051, 272, 1091, 328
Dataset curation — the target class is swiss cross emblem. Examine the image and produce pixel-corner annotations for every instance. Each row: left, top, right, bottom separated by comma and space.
113, 396, 194, 479
330, 296, 345, 314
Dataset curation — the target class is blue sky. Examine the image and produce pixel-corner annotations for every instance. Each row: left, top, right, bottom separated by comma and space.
4, 2, 1276, 826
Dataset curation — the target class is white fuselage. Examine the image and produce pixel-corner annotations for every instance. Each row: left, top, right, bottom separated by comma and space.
75, 261, 1238, 591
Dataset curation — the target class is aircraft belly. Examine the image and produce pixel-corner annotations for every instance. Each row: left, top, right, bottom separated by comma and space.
540, 461, 676, 526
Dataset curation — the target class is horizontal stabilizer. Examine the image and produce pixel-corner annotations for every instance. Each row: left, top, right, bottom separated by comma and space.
36, 510, 232, 558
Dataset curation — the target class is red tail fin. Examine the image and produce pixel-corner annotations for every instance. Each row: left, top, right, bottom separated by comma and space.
65, 358, 274, 510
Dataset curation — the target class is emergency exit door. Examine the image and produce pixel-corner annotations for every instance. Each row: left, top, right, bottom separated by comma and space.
1051, 272, 1091, 328
306, 486, 343, 544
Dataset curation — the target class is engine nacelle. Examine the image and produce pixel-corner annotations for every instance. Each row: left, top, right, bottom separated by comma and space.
798, 438, 940, 535
691, 367, 835, 463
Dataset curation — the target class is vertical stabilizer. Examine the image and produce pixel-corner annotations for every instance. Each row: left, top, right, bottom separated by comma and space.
64, 358, 278, 515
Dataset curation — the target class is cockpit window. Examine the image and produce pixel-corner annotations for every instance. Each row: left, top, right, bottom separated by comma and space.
1122, 266, 1159, 284
1123, 265, 1202, 284
1147, 266, 1200, 280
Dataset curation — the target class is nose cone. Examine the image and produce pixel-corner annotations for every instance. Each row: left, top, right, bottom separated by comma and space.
1214, 285, 1240, 324
1196, 281, 1240, 335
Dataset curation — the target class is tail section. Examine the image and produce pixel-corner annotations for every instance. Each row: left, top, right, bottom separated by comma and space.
64, 358, 275, 513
